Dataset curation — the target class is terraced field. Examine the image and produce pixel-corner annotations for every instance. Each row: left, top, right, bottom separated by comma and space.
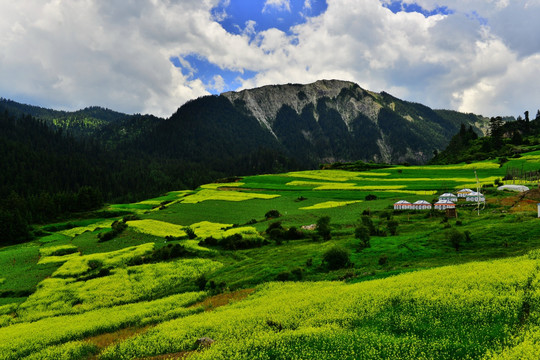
1, 153, 540, 359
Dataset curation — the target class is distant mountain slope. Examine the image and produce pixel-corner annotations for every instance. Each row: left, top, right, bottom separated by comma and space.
182, 79, 489, 165
0, 98, 133, 138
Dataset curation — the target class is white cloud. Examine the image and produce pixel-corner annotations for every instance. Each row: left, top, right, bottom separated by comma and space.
263, 0, 291, 13
208, 75, 226, 92
0, 0, 538, 118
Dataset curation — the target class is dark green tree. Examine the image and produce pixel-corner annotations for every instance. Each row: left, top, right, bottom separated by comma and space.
323, 246, 350, 270
355, 225, 370, 250
316, 216, 332, 240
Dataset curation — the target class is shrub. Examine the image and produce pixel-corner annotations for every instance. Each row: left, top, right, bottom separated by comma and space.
268, 228, 286, 241
305, 258, 313, 267
266, 221, 284, 234
185, 227, 197, 239
323, 246, 350, 270
265, 210, 281, 220
316, 216, 332, 240
98, 220, 127, 242
286, 227, 304, 240
199, 236, 218, 247
291, 267, 304, 280
87, 259, 102, 271
378, 254, 388, 266
195, 275, 207, 290
361, 216, 376, 236
447, 229, 465, 251
276, 271, 291, 281
355, 225, 370, 250
387, 220, 399, 236
365, 194, 378, 201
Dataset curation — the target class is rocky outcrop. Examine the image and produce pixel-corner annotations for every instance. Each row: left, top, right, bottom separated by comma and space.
222, 79, 488, 165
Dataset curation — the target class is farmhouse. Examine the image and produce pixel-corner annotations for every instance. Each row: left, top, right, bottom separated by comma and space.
412, 200, 432, 210
457, 188, 473, 198
466, 191, 485, 202
393, 200, 412, 210
434, 199, 455, 210
439, 193, 458, 202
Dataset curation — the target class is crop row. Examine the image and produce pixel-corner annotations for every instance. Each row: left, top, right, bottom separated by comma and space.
101, 256, 538, 359
0, 291, 206, 360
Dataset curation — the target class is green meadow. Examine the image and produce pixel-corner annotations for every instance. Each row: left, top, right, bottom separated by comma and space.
1, 153, 540, 359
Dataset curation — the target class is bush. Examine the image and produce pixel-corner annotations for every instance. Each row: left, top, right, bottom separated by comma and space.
365, 194, 378, 201
266, 221, 284, 233
195, 275, 207, 290
98, 220, 128, 243
185, 227, 197, 239
286, 226, 304, 240
316, 216, 332, 240
387, 220, 399, 236
265, 210, 281, 220
291, 267, 304, 280
378, 254, 388, 266
355, 225, 370, 250
305, 257, 313, 267
323, 246, 350, 270
276, 271, 291, 281
447, 229, 465, 251
268, 228, 286, 241
199, 236, 218, 247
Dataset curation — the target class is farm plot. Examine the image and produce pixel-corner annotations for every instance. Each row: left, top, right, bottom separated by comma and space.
101, 255, 538, 360
17, 257, 221, 321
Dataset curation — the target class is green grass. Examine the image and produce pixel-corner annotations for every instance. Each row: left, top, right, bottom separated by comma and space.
2, 152, 540, 359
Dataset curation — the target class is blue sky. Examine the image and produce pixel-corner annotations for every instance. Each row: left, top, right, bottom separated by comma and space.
1, 0, 539, 117
175, 0, 329, 94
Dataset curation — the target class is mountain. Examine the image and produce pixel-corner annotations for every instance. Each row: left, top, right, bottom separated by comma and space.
137, 79, 488, 167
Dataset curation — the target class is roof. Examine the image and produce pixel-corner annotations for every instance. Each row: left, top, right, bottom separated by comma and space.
394, 200, 411, 205
457, 188, 473, 193
467, 191, 484, 196
440, 193, 456, 197
413, 200, 431, 205
435, 199, 455, 204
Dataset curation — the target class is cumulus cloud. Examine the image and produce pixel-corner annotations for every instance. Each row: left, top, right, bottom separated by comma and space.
0, 0, 539, 118
262, 0, 291, 13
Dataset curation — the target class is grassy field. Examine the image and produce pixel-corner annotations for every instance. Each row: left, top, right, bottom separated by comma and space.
1, 154, 540, 359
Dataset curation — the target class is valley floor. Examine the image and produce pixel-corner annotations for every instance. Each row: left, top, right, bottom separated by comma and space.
2, 153, 540, 359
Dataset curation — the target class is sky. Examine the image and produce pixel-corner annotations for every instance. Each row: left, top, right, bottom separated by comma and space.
0, 0, 539, 118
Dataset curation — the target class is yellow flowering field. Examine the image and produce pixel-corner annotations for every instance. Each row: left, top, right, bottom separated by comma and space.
200, 182, 245, 189
397, 162, 500, 170
128, 219, 187, 237
38, 245, 78, 258
101, 255, 537, 360
58, 219, 115, 237
38, 252, 81, 265
0, 291, 206, 359
18, 258, 221, 322
181, 189, 279, 204
300, 200, 362, 210
52, 243, 155, 278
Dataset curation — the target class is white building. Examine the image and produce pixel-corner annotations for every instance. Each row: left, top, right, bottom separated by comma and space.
457, 189, 473, 198
466, 191, 485, 202
439, 193, 458, 202
412, 200, 432, 210
434, 199, 455, 210
393, 200, 412, 210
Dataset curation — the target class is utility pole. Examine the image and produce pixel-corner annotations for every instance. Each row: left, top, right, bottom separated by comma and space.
475, 171, 480, 216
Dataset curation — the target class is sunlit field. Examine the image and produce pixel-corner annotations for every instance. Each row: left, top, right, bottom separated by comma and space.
1, 153, 540, 359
